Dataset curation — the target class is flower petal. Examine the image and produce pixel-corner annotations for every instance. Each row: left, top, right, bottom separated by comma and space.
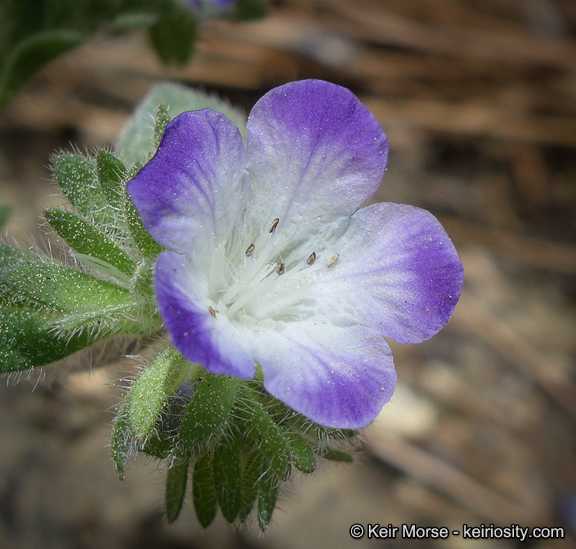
316, 203, 464, 343
127, 110, 246, 256
155, 251, 255, 379
245, 80, 388, 255
248, 321, 396, 429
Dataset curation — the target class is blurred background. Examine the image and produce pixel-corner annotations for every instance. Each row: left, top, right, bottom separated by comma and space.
1, 0, 575, 548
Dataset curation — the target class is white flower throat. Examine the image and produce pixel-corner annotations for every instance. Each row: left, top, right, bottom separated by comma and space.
207, 218, 338, 327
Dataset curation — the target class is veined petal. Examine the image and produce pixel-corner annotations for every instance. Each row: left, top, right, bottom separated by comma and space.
155, 251, 255, 379
316, 203, 464, 344
245, 80, 388, 256
127, 110, 246, 256
248, 321, 396, 429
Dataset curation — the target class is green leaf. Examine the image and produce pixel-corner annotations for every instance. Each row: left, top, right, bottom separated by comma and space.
153, 103, 171, 150
96, 150, 127, 211
192, 453, 218, 528
257, 469, 279, 531
52, 154, 113, 224
0, 245, 128, 311
233, 0, 266, 21
180, 374, 239, 451
0, 300, 91, 372
0, 205, 11, 230
125, 195, 162, 258
239, 451, 264, 522
0, 30, 84, 106
287, 434, 316, 474
240, 394, 290, 479
166, 458, 190, 523
117, 83, 247, 166
111, 402, 133, 478
128, 346, 189, 443
213, 438, 242, 523
322, 448, 354, 463
0, 243, 141, 327
141, 431, 172, 460
0, 244, 145, 371
44, 208, 135, 280
148, 1, 197, 65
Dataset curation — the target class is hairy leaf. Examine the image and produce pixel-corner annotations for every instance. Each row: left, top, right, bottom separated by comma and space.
45, 208, 135, 279
128, 346, 189, 443
240, 393, 290, 479
0, 300, 91, 372
166, 458, 190, 523
287, 434, 316, 474
96, 150, 127, 211
213, 438, 242, 523
180, 374, 239, 451
52, 154, 113, 224
192, 453, 218, 528
239, 451, 264, 522
257, 469, 279, 531
111, 402, 133, 478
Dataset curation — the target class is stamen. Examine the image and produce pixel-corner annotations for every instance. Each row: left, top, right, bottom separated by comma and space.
306, 251, 316, 265
245, 243, 255, 257
325, 253, 339, 268
269, 218, 280, 233
208, 306, 217, 318
276, 262, 286, 275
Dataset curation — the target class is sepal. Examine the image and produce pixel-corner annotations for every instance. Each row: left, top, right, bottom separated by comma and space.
238, 391, 291, 479
257, 468, 280, 531
115, 354, 361, 531
111, 402, 132, 479
153, 104, 171, 150
166, 458, 191, 524
239, 451, 263, 521
213, 437, 242, 523
180, 373, 239, 451
192, 453, 219, 528
286, 434, 316, 474
127, 346, 190, 443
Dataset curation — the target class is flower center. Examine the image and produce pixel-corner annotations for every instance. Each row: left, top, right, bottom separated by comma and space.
208, 218, 337, 328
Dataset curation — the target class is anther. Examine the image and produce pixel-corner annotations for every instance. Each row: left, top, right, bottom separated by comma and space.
306, 251, 316, 265
208, 306, 217, 318
325, 253, 339, 268
276, 262, 286, 275
245, 243, 255, 257
269, 218, 280, 233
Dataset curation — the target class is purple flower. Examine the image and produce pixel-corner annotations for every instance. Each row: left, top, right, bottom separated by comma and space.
127, 80, 464, 429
